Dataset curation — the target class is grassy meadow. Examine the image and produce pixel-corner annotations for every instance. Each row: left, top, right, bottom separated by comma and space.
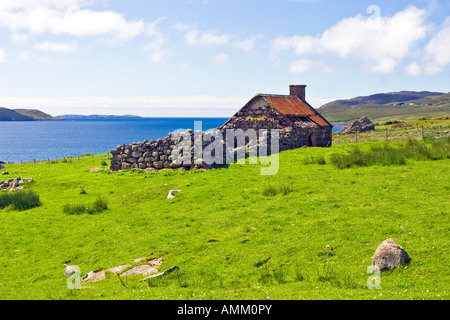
0, 123, 449, 300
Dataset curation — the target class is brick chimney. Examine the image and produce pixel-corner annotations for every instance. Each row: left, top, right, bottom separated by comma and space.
289, 85, 307, 102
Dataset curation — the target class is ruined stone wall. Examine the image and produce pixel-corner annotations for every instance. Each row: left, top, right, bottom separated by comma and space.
110, 99, 332, 172
110, 133, 190, 172
110, 129, 272, 172
280, 125, 332, 149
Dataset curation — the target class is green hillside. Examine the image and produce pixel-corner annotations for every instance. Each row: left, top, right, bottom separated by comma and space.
15, 109, 57, 120
0, 107, 34, 121
318, 91, 450, 123
0, 128, 448, 300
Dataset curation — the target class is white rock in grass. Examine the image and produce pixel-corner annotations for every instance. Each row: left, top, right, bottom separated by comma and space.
167, 190, 181, 200
63, 264, 77, 277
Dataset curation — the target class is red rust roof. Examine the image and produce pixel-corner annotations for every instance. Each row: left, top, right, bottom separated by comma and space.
262, 95, 332, 127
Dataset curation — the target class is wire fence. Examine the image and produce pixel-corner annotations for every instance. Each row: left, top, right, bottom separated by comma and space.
1, 153, 111, 166
333, 125, 450, 145
2, 124, 449, 166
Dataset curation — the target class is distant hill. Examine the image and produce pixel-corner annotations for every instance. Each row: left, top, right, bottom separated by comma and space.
0, 107, 35, 121
56, 114, 142, 120
318, 91, 450, 123
15, 109, 58, 120
0, 107, 58, 121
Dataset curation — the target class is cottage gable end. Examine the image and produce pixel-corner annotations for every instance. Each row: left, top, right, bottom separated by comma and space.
220, 85, 333, 149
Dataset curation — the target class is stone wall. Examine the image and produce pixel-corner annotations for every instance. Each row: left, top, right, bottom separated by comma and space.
110, 99, 332, 172
110, 134, 184, 172
110, 129, 273, 172
279, 126, 332, 150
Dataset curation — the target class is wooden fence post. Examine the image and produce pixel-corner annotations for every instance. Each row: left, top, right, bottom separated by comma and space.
355, 132, 358, 143
385, 129, 388, 141
421, 126, 424, 140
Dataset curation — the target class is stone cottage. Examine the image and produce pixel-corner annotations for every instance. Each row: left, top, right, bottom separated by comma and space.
110, 85, 333, 172
221, 85, 333, 150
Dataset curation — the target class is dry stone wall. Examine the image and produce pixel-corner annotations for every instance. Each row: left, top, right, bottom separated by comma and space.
110, 100, 332, 172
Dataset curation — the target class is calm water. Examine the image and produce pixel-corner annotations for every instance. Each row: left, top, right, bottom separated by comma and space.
0, 119, 344, 163
0, 118, 227, 163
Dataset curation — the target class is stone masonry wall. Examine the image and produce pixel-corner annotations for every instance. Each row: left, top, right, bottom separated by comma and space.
110, 100, 332, 172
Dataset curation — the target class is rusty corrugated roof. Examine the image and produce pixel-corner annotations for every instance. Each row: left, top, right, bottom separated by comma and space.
262, 95, 332, 127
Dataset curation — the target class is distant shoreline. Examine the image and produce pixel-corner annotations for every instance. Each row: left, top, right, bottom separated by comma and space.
0, 116, 230, 122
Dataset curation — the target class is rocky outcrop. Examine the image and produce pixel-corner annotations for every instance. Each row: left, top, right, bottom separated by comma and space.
372, 238, 410, 271
0, 177, 33, 192
80, 257, 163, 283
341, 116, 375, 134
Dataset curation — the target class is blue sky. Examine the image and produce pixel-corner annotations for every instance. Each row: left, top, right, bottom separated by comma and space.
0, 0, 449, 117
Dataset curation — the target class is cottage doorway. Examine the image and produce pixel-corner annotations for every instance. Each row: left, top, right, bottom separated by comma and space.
308, 133, 318, 147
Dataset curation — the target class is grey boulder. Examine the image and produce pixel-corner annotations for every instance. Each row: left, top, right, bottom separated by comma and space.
372, 238, 410, 271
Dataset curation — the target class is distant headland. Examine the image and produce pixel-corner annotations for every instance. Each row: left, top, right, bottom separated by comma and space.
55, 114, 143, 120
0, 107, 143, 121
0, 107, 60, 121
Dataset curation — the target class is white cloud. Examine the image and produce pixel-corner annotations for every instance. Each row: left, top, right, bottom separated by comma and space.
272, 35, 317, 56
143, 34, 170, 63
288, 59, 334, 74
15, 50, 32, 62
233, 34, 263, 53
172, 22, 197, 31
424, 17, 450, 74
34, 41, 78, 53
142, 19, 171, 63
0, 95, 249, 117
0, 93, 345, 116
272, 7, 428, 74
405, 61, 422, 76
214, 53, 229, 64
0, 0, 146, 41
289, 59, 314, 74
185, 29, 232, 47
15, 50, 65, 64
10, 33, 29, 43
0, 48, 8, 63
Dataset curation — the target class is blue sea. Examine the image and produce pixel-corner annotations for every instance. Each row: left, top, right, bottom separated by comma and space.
0, 119, 344, 163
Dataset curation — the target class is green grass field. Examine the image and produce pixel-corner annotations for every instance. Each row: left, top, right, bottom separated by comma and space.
0, 133, 448, 300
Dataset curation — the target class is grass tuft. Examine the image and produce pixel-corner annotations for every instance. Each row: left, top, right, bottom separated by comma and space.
79, 185, 87, 195
262, 184, 278, 197
329, 138, 449, 169
0, 191, 40, 211
263, 184, 293, 196
63, 197, 108, 215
